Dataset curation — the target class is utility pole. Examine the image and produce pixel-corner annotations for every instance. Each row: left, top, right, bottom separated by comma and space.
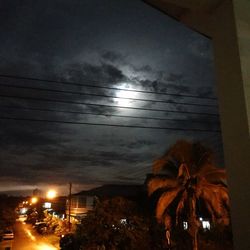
68, 182, 72, 231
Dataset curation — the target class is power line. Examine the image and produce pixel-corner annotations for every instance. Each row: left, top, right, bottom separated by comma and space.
0, 83, 217, 108
0, 105, 219, 124
0, 116, 221, 133
0, 73, 218, 100
0, 94, 219, 116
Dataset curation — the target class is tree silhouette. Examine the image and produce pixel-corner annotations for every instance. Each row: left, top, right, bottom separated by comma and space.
76, 197, 151, 250
147, 140, 230, 250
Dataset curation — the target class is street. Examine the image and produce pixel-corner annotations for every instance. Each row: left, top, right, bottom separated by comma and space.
0, 222, 59, 250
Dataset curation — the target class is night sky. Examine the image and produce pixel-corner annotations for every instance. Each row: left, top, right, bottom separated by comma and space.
0, 0, 223, 195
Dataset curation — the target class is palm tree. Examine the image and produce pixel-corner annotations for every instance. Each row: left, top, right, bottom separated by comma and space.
147, 140, 230, 250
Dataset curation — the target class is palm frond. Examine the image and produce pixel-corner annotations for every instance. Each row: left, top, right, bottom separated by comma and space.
197, 163, 219, 175
151, 140, 230, 230
153, 140, 194, 173
196, 182, 229, 220
156, 187, 182, 223
153, 156, 177, 174
199, 180, 230, 207
203, 169, 227, 184
217, 217, 230, 226
147, 177, 178, 196
177, 163, 190, 180
176, 190, 188, 225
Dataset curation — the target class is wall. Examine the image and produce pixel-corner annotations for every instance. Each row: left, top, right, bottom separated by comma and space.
212, 1, 250, 249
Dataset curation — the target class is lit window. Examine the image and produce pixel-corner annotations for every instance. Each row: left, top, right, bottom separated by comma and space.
43, 202, 52, 209
202, 221, 210, 230
120, 218, 127, 225
183, 221, 188, 230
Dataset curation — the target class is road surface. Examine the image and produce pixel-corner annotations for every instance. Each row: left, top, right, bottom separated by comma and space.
0, 222, 59, 250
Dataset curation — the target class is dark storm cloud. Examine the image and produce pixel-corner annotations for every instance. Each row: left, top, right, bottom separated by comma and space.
62, 62, 126, 84
49, 149, 151, 169
0, 120, 66, 149
0, 51, 220, 187
100, 48, 217, 100
101, 51, 126, 64
122, 139, 157, 149
0, 161, 74, 185
0, 59, 131, 119
54, 61, 128, 113
166, 73, 184, 82
139, 79, 192, 94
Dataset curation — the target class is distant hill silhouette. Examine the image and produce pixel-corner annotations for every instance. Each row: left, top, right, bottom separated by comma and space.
75, 184, 145, 199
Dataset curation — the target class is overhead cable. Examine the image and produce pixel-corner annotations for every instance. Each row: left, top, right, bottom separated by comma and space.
0, 83, 217, 108
0, 73, 218, 100
0, 94, 219, 116
0, 105, 219, 124
0, 116, 221, 133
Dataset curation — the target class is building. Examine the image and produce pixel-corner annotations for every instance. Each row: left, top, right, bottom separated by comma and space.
66, 184, 145, 222
66, 195, 95, 221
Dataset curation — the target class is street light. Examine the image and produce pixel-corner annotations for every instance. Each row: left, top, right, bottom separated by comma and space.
31, 197, 38, 204
46, 190, 57, 200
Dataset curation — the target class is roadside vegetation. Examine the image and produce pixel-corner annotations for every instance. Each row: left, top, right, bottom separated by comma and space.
0, 195, 20, 231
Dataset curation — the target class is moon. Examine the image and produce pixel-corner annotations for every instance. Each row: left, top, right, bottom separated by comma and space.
115, 84, 138, 107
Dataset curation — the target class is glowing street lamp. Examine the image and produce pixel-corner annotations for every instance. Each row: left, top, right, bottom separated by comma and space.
46, 190, 57, 200
31, 197, 38, 204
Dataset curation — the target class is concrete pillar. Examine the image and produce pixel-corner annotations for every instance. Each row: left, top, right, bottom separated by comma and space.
212, 1, 250, 249
233, 0, 250, 131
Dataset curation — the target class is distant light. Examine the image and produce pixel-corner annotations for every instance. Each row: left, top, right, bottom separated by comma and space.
31, 197, 38, 204
47, 190, 57, 199
43, 202, 52, 209
183, 221, 188, 230
199, 217, 203, 221
120, 218, 127, 225
20, 207, 28, 214
202, 220, 211, 230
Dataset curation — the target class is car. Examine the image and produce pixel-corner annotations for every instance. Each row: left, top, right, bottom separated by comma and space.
2, 230, 14, 240
33, 222, 48, 234
17, 214, 27, 222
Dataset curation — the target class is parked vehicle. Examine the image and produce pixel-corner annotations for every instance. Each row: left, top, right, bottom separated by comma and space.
2, 230, 14, 240
17, 214, 27, 222
33, 222, 47, 234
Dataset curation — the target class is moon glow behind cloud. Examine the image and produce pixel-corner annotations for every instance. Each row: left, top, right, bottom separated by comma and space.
115, 84, 139, 108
